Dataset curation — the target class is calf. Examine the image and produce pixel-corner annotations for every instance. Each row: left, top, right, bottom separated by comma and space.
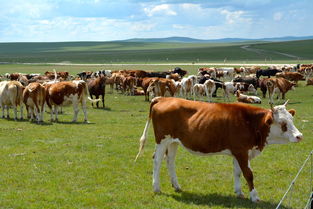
236, 90, 261, 104
135, 97, 303, 202
23, 82, 46, 122
0, 81, 24, 120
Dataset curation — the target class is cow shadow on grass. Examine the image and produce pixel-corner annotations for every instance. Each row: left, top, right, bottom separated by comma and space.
165, 191, 291, 209
92, 107, 112, 111
55, 121, 95, 125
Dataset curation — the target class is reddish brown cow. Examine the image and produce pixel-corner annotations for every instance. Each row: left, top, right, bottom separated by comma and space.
87, 75, 106, 108
135, 97, 303, 202
267, 78, 296, 104
23, 82, 46, 122
276, 72, 305, 85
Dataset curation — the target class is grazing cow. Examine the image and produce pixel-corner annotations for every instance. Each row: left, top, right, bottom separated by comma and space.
137, 77, 157, 101
23, 82, 46, 122
135, 97, 303, 202
87, 75, 106, 108
121, 76, 136, 96
45, 80, 100, 122
256, 69, 282, 79
236, 90, 261, 104
0, 81, 24, 120
267, 78, 296, 104
276, 72, 305, 85
146, 78, 175, 99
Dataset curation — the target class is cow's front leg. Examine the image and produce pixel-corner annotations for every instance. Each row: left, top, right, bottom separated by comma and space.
153, 142, 167, 193
234, 153, 260, 202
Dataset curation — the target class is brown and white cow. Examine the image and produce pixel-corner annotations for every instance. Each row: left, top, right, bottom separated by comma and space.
135, 97, 303, 202
45, 80, 100, 122
0, 81, 24, 120
23, 82, 46, 122
236, 90, 261, 104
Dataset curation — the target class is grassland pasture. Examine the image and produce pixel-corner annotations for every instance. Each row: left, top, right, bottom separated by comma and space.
0, 64, 312, 208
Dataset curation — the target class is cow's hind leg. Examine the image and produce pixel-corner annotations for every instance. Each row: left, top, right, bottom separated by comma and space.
166, 142, 181, 192
233, 158, 244, 198
234, 153, 260, 202
153, 141, 168, 193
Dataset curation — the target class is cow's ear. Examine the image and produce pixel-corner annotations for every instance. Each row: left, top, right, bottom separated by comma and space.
288, 109, 296, 116
264, 113, 273, 126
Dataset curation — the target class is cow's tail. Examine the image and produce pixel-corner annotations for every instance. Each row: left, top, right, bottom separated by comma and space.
135, 97, 159, 162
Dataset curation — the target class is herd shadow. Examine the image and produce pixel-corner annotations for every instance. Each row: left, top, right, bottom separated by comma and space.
161, 191, 291, 209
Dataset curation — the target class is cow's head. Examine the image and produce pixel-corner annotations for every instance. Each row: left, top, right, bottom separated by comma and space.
266, 101, 303, 144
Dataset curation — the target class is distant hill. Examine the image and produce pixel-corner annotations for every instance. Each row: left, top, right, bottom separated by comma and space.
121, 36, 313, 43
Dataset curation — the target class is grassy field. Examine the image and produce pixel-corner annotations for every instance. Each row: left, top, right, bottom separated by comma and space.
0, 64, 312, 208
0, 39, 313, 64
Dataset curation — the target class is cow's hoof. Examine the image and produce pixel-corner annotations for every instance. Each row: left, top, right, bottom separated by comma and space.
154, 189, 161, 194
174, 187, 182, 193
84, 120, 90, 124
236, 193, 245, 199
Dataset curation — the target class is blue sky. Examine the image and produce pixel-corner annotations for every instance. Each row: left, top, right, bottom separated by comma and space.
0, 0, 312, 42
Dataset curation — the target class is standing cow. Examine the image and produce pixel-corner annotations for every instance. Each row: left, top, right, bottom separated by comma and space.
0, 81, 24, 120
135, 97, 302, 202
23, 82, 46, 123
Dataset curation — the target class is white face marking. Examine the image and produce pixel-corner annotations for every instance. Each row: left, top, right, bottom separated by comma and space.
267, 105, 303, 144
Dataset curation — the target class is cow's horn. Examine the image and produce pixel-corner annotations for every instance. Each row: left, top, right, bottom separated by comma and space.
283, 99, 289, 106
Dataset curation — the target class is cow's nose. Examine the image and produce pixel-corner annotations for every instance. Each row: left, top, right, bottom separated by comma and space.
296, 134, 303, 142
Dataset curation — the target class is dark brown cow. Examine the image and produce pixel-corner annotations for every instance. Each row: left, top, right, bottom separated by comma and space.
23, 82, 46, 122
135, 97, 303, 202
87, 75, 106, 108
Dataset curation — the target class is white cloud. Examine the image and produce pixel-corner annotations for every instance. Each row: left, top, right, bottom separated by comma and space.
144, 4, 177, 17
273, 12, 283, 21
220, 9, 245, 24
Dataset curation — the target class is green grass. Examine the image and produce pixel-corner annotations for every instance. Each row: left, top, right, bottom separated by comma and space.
0, 39, 313, 64
0, 64, 312, 208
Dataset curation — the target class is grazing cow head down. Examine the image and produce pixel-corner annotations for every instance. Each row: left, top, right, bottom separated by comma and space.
267, 102, 302, 144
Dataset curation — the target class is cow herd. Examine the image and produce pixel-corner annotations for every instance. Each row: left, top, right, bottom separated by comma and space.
0, 64, 312, 124
0, 63, 311, 203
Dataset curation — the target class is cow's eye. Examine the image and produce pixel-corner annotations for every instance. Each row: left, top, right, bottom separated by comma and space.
281, 122, 287, 132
